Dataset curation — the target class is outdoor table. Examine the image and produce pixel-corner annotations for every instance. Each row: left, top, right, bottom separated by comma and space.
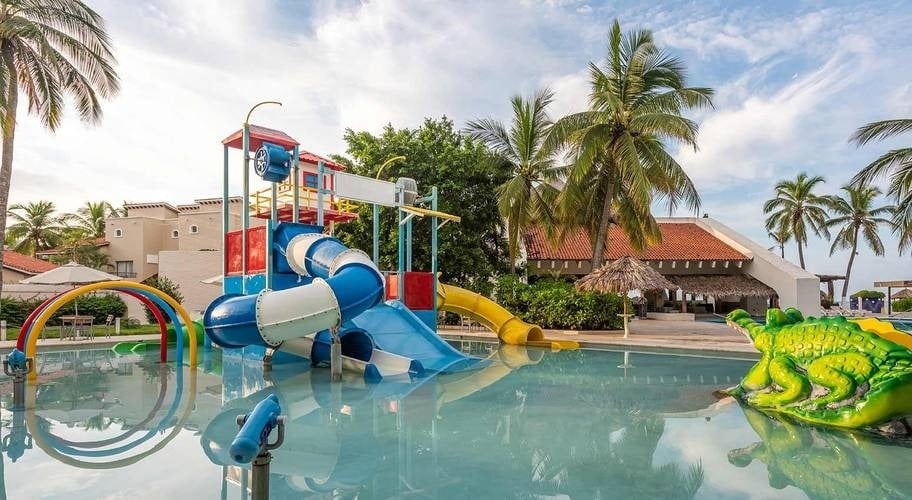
58, 315, 95, 341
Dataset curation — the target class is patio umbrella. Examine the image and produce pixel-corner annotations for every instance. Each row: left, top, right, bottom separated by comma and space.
576, 256, 677, 338
20, 262, 122, 314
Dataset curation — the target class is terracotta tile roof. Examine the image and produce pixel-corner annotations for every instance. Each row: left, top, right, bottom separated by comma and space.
35, 237, 108, 256
524, 222, 748, 261
2, 251, 58, 275
299, 150, 346, 171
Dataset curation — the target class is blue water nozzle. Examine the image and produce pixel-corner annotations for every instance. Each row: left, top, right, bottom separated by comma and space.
6, 349, 27, 371
229, 394, 281, 463
254, 142, 291, 183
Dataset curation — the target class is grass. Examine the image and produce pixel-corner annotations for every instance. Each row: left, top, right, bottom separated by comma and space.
4, 322, 167, 341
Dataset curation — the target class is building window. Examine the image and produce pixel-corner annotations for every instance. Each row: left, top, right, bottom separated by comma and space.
189, 225, 199, 234
115, 260, 135, 278
171, 230, 179, 239
114, 228, 123, 238
304, 173, 318, 189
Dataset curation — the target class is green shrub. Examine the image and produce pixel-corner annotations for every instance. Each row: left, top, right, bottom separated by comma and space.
0, 294, 126, 327
491, 276, 623, 330
142, 275, 184, 324
893, 298, 912, 313
851, 289, 885, 299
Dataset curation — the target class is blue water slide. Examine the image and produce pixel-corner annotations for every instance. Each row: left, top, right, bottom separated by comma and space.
204, 232, 384, 349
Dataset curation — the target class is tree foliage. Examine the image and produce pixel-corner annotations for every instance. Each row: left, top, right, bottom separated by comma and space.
141, 275, 183, 324
763, 173, 832, 269
333, 117, 510, 287
6, 200, 64, 255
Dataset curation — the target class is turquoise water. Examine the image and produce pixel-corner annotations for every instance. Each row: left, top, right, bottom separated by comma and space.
2, 344, 912, 499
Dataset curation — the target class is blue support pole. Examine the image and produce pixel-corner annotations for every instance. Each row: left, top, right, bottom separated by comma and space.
431, 186, 438, 321
292, 145, 300, 224
222, 145, 229, 295
267, 179, 277, 290
397, 185, 405, 301
316, 160, 325, 227
405, 218, 413, 272
241, 125, 250, 295
372, 204, 380, 265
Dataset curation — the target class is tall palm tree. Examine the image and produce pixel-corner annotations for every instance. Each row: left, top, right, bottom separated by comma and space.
64, 200, 120, 238
825, 185, 894, 302
547, 20, 712, 269
763, 173, 832, 270
850, 118, 912, 255
0, 0, 119, 286
768, 225, 791, 258
6, 200, 64, 255
465, 88, 560, 270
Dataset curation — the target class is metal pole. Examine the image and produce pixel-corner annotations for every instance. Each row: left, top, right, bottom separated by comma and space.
266, 179, 277, 290
3, 357, 33, 410
397, 198, 405, 301
292, 145, 300, 224
250, 452, 272, 500
241, 124, 250, 295
316, 160, 325, 227
405, 218, 413, 272
431, 186, 438, 320
330, 327, 342, 382
222, 145, 230, 294
372, 204, 380, 265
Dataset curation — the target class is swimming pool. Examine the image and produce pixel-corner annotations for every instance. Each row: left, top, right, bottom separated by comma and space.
3, 344, 911, 499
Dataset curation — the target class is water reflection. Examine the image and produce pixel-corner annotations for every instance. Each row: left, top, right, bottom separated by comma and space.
730, 405, 912, 499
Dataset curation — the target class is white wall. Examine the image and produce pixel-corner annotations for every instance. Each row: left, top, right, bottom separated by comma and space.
158, 250, 222, 316
679, 217, 821, 316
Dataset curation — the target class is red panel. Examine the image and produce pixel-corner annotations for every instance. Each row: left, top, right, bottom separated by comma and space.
403, 272, 434, 310
226, 230, 244, 275
246, 226, 267, 273
385, 274, 399, 300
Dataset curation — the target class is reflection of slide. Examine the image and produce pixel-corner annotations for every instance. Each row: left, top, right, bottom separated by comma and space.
437, 283, 578, 349
437, 345, 543, 405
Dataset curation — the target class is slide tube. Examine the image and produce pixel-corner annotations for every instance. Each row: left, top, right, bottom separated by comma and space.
205, 234, 384, 350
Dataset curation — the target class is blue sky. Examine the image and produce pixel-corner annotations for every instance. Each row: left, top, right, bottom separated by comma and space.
9, 0, 912, 295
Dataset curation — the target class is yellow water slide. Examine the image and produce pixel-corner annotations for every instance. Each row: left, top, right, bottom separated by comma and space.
436, 283, 578, 349
851, 317, 912, 350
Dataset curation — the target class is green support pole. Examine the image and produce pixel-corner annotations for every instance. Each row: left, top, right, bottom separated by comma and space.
431, 186, 438, 321
372, 204, 380, 265
222, 145, 229, 294
241, 125, 250, 294
317, 160, 325, 227
292, 145, 300, 224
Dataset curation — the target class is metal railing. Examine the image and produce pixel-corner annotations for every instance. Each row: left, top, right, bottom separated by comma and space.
249, 181, 358, 219
114, 272, 137, 278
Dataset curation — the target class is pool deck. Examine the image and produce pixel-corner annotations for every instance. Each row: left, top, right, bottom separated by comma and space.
2, 320, 758, 356
439, 319, 758, 355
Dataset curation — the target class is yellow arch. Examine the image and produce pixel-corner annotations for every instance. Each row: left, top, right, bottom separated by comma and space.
25, 281, 197, 381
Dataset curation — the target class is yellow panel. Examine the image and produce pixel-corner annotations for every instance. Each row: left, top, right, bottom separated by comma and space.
851, 318, 912, 350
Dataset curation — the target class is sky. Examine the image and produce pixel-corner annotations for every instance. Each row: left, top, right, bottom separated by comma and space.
8, 0, 912, 297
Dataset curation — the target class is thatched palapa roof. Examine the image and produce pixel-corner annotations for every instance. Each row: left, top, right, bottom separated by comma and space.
892, 288, 912, 300
669, 274, 775, 297
576, 256, 677, 294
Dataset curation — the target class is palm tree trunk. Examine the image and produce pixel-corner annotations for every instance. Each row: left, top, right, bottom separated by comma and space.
796, 240, 805, 269
590, 181, 615, 269
0, 40, 19, 290
840, 226, 860, 304
779, 243, 784, 259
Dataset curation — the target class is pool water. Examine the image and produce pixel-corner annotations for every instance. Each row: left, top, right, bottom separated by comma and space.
2, 344, 912, 499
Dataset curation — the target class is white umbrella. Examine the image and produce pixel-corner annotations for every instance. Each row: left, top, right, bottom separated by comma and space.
21, 261, 122, 314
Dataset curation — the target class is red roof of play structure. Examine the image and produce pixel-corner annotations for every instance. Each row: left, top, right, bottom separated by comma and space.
299, 151, 346, 171
222, 124, 300, 151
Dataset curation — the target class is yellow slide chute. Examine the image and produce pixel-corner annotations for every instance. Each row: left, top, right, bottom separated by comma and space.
437, 283, 578, 350
851, 317, 912, 350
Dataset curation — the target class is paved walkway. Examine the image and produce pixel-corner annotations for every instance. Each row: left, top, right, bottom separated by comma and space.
440, 318, 758, 355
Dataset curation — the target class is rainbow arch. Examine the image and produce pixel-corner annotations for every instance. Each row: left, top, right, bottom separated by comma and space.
16, 281, 198, 380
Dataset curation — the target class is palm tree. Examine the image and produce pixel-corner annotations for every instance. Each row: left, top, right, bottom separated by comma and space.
849, 118, 912, 254
547, 20, 712, 269
6, 200, 64, 255
465, 88, 560, 270
63, 200, 121, 238
763, 173, 832, 270
825, 185, 894, 302
0, 0, 119, 286
768, 226, 791, 258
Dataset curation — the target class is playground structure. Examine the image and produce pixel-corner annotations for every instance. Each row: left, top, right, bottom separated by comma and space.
205, 107, 575, 381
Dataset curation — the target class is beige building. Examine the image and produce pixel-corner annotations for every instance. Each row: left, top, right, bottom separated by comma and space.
101, 197, 258, 321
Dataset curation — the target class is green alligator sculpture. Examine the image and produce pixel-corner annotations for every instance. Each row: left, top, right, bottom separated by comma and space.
724, 308, 912, 435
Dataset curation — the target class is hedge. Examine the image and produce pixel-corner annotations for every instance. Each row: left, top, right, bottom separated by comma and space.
852, 289, 885, 299
492, 275, 624, 330
893, 298, 912, 313
0, 294, 127, 327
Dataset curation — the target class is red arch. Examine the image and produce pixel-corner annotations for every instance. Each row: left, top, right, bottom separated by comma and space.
16, 289, 170, 362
